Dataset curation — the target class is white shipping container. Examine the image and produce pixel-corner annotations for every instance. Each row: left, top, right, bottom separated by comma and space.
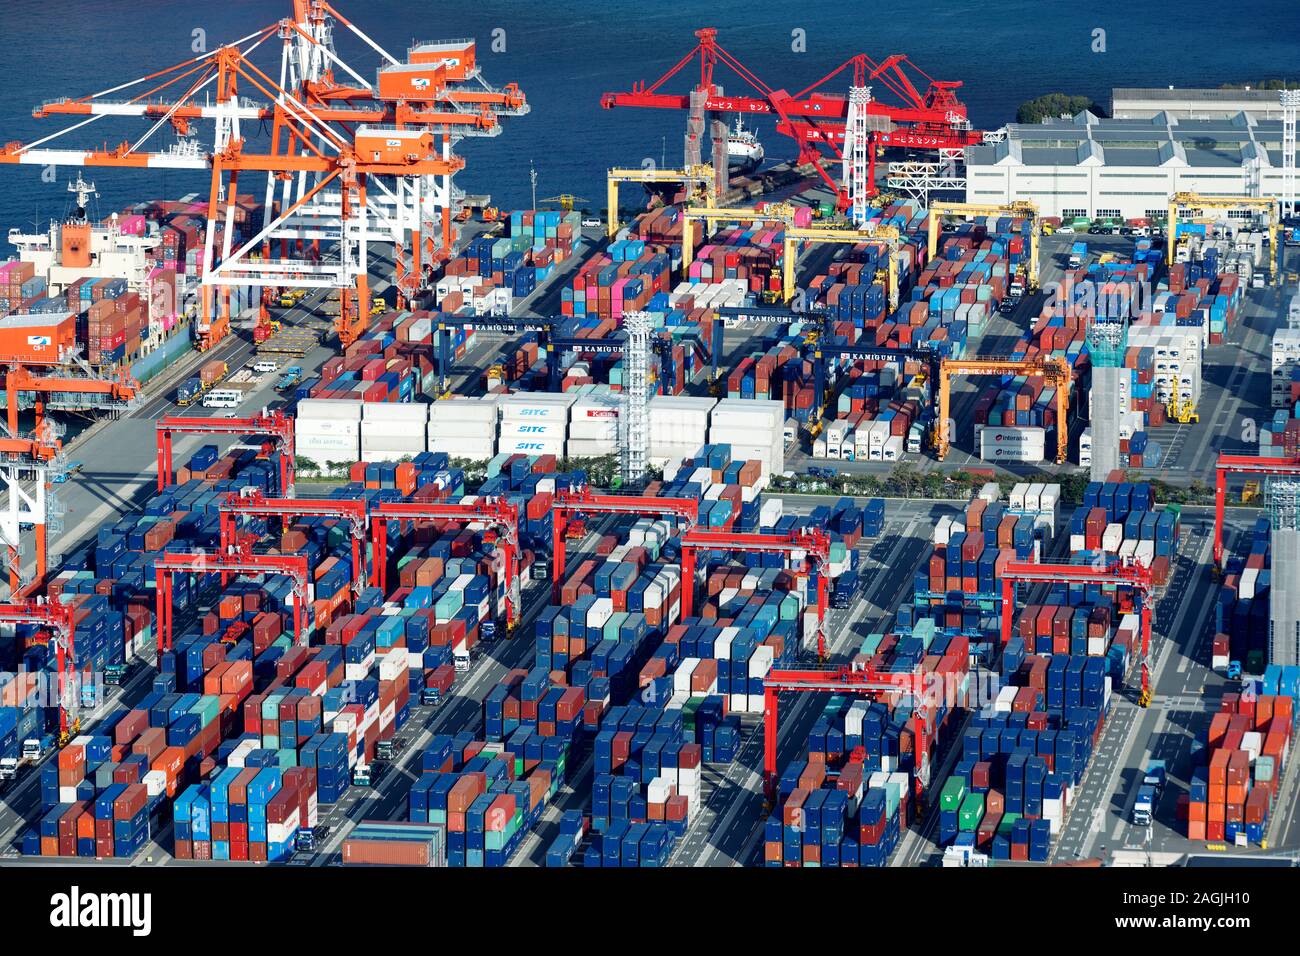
498, 392, 578, 422
498, 437, 564, 457
297, 417, 361, 437
363, 403, 429, 424
566, 439, 619, 457
1101, 523, 1123, 552
499, 420, 567, 440
979, 426, 1047, 463
429, 396, 499, 422
297, 398, 364, 421
427, 439, 495, 459
298, 433, 361, 462
428, 420, 496, 441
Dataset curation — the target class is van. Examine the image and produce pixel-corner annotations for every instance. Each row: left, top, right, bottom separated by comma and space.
202, 389, 242, 409
253, 360, 279, 374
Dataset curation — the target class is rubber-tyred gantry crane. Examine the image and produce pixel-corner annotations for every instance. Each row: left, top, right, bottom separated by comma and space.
218, 489, 368, 592
601, 28, 982, 208
370, 498, 521, 632
1000, 559, 1156, 705
0, 1, 527, 350
937, 356, 1072, 464
0, 600, 78, 741
156, 412, 296, 496
155, 545, 311, 652
928, 200, 1042, 291
550, 488, 700, 600
606, 164, 715, 238
1214, 453, 1300, 568
760, 664, 927, 805
681, 527, 832, 658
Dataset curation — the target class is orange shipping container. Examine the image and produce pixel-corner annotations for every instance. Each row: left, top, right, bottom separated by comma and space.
0, 312, 77, 364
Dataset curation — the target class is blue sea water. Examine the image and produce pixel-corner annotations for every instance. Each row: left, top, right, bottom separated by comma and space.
0, 0, 1296, 237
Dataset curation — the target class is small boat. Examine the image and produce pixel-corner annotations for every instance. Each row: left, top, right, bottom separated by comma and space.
726, 117, 764, 171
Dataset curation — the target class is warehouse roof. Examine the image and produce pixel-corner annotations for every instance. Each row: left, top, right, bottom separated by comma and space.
1114, 87, 1286, 104
0, 311, 74, 328
967, 112, 1286, 171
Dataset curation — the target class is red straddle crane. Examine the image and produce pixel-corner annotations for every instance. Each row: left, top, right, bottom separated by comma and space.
601, 28, 982, 207
549, 488, 700, 600
1000, 559, 1156, 706
680, 527, 832, 658
760, 664, 927, 806
155, 545, 311, 652
1214, 453, 1300, 569
0, 600, 78, 742
218, 490, 368, 592
155, 412, 296, 496
369, 498, 521, 632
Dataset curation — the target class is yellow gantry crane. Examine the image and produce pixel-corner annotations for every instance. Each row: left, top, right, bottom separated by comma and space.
936, 356, 1072, 464
681, 202, 799, 274
539, 195, 589, 213
928, 200, 1042, 291
1167, 192, 1280, 285
782, 224, 904, 311
606, 164, 715, 238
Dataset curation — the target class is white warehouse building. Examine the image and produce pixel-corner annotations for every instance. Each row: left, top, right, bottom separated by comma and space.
965, 111, 1293, 221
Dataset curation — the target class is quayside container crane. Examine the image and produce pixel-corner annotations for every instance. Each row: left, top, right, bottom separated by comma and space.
1214, 453, 1300, 568
0, 367, 140, 437
218, 490, 368, 593
0, 600, 78, 743
155, 412, 296, 496
1000, 559, 1156, 707
680, 527, 832, 659
0, 424, 64, 597
155, 546, 311, 652
760, 664, 930, 808
549, 488, 700, 600
0, 1, 527, 351
936, 357, 1072, 464
601, 28, 983, 209
369, 498, 521, 633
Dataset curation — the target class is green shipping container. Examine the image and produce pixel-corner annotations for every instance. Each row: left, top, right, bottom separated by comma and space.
958, 792, 985, 831
940, 777, 967, 812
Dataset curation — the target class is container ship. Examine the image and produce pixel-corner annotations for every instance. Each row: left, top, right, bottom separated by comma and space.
1, 175, 260, 385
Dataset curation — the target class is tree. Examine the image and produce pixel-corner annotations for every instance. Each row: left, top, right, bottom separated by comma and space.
1017, 93, 1105, 125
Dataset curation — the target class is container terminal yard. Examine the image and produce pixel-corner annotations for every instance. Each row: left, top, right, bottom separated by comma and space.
0, 1, 1298, 888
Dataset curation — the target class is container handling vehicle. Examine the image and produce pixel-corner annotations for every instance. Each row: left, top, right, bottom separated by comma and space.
0, 734, 56, 783
275, 367, 304, 392
1068, 241, 1087, 269
1131, 760, 1167, 827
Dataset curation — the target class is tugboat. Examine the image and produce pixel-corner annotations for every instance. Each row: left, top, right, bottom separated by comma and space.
726, 116, 764, 172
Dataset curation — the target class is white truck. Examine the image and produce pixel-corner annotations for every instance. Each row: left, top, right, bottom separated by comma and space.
0, 735, 54, 783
